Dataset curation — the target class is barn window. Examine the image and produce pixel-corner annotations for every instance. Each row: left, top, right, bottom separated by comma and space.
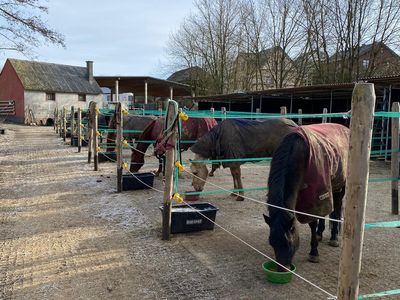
362, 59, 369, 68
46, 93, 56, 101
78, 94, 86, 102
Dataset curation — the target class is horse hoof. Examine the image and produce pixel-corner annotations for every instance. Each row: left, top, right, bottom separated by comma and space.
316, 234, 322, 242
236, 196, 244, 201
209, 173, 214, 177
230, 193, 236, 197
308, 255, 320, 263
328, 240, 339, 247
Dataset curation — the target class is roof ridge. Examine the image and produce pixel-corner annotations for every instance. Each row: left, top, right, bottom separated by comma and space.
8, 58, 87, 69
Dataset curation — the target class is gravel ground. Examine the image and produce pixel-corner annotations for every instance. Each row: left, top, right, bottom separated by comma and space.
0, 124, 399, 300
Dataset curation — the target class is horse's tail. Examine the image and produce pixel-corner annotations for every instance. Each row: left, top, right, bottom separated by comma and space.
267, 133, 308, 214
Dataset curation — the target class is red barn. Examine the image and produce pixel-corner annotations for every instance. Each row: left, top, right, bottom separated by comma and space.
0, 59, 103, 124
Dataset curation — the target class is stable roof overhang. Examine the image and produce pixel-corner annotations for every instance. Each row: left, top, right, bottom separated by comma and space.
94, 76, 192, 97
189, 83, 357, 103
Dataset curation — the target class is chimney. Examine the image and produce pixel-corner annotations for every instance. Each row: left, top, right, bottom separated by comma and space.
86, 61, 93, 83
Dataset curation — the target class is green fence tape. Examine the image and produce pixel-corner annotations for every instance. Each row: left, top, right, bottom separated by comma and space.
368, 177, 400, 183
364, 221, 400, 228
183, 186, 268, 196
186, 157, 273, 164
358, 289, 400, 299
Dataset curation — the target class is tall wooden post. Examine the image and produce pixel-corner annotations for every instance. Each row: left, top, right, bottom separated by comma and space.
88, 103, 94, 163
391, 102, 399, 214
59, 108, 63, 137
93, 103, 99, 171
77, 107, 82, 153
280, 106, 287, 115
63, 107, 67, 142
162, 100, 178, 240
322, 108, 328, 123
70, 106, 75, 146
337, 83, 376, 300
298, 109, 303, 125
116, 103, 123, 192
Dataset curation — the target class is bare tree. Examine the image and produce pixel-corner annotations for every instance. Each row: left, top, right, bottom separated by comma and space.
302, 0, 400, 84
168, 0, 242, 94
0, 0, 65, 55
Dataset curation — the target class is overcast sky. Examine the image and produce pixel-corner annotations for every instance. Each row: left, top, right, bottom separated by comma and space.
0, 0, 194, 79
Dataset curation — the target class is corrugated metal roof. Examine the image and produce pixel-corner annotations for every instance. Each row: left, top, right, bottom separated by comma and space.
9, 58, 103, 94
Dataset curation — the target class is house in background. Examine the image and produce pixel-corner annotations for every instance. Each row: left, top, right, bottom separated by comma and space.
233, 46, 297, 92
0, 59, 103, 124
167, 66, 209, 96
357, 43, 400, 78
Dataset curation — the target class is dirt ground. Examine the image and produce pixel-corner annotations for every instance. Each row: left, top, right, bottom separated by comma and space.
0, 124, 399, 300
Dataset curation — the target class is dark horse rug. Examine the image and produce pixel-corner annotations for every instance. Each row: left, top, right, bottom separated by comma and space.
292, 124, 349, 223
190, 118, 298, 167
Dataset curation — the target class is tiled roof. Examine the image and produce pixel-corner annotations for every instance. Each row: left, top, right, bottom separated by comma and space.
8, 59, 102, 94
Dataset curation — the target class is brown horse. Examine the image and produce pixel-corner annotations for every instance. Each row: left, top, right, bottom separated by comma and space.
130, 117, 218, 174
190, 118, 298, 201
106, 114, 157, 152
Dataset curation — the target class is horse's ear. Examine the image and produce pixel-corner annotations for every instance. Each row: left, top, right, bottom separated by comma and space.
263, 214, 271, 225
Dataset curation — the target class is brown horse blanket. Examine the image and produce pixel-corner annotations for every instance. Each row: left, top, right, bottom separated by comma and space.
190, 118, 298, 168
294, 123, 349, 224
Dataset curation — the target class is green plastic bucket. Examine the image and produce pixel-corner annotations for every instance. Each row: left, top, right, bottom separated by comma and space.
262, 261, 296, 284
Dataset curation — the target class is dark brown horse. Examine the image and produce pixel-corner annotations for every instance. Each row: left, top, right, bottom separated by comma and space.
263, 123, 349, 271
130, 117, 218, 174
106, 114, 157, 152
190, 118, 298, 201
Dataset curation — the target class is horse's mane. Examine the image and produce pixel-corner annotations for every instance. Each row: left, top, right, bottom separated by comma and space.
267, 133, 307, 217
135, 119, 157, 153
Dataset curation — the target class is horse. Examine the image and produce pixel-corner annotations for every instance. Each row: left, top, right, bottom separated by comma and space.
105, 114, 157, 153
130, 117, 218, 174
263, 123, 349, 271
190, 118, 298, 201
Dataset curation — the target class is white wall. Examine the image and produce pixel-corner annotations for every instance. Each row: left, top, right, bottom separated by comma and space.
24, 91, 103, 124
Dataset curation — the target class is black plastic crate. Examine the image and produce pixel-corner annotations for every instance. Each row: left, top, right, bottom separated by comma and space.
159, 203, 219, 233
122, 172, 155, 190
98, 152, 116, 162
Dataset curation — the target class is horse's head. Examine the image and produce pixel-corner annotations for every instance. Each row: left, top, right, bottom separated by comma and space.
130, 149, 144, 172
263, 212, 299, 271
190, 153, 209, 191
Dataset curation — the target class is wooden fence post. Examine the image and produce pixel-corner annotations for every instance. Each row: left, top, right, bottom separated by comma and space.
391, 102, 399, 214
54, 107, 57, 132
162, 100, 178, 240
63, 107, 67, 142
337, 83, 376, 300
93, 103, 99, 171
77, 107, 82, 153
322, 107, 328, 123
280, 106, 287, 115
88, 103, 94, 163
116, 103, 123, 192
70, 106, 75, 146
298, 109, 302, 125
59, 108, 63, 137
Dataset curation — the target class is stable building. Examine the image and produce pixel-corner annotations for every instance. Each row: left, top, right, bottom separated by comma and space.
0, 59, 103, 124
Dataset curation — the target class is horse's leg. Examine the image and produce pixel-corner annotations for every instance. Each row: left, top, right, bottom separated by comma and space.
329, 187, 345, 247
230, 167, 244, 201
308, 220, 320, 263
155, 157, 162, 176
209, 163, 219, 177
316, 218, 325, 241
229, 167, 238, 197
